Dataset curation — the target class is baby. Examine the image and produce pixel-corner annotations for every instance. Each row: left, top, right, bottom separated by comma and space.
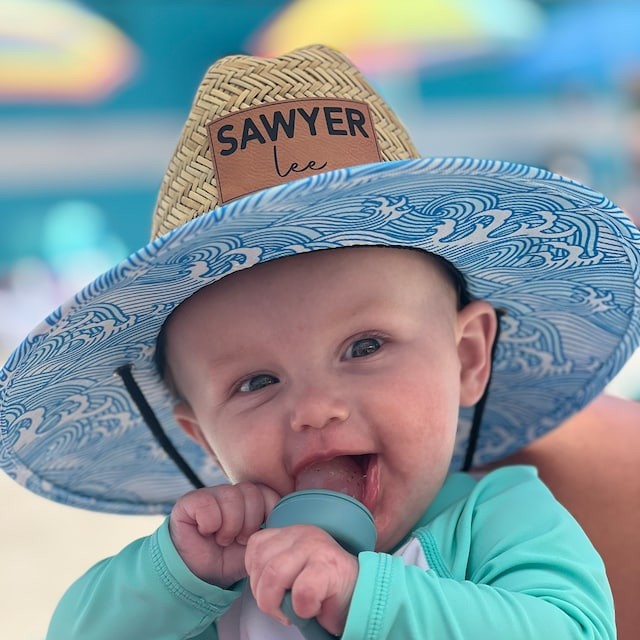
3, 45, 639, 639
163, 246, 495, 633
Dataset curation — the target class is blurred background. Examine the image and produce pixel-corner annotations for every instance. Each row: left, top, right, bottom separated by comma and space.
1, 0, 639, 637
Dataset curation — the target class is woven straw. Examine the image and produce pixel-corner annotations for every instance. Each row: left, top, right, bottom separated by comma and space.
151, 44, 419, 239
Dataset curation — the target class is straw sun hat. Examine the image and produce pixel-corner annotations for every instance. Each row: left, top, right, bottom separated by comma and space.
1, 45, 639, 514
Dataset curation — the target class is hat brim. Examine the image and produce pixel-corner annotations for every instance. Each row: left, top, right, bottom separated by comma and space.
2, 157, 639, 514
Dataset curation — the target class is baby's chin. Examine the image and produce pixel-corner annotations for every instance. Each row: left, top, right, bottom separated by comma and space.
372, 509, 419, 553
374, 483, 445, 553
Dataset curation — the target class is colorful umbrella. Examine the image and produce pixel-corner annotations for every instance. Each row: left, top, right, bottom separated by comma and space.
0, 0, 138, 103
249, 0, 543, 73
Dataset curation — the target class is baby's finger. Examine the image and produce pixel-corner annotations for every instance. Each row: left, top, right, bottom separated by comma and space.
213, 484, 253, 546
172, 488, 223, 536
253, 555, 303, 625
248, 529, 315, 621
255, 483, 282, 517
235, 483, 274, 544
288, 551, 358, 635
289, 562, 332, 621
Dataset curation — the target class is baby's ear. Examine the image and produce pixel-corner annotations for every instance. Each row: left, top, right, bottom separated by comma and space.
173, 402, 219, 463
456, 300, 498, 407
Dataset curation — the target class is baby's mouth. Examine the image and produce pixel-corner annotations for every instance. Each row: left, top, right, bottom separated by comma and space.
294, 454, 371, 503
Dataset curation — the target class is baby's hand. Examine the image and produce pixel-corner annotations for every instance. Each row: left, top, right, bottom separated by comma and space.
245, 525, 359, 635
170, 482, 280, 588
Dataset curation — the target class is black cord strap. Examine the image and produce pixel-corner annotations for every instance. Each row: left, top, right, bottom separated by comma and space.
116, 365, 205, 489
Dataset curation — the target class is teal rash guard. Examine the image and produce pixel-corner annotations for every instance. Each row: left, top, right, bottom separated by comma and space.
47, 466, 615, 639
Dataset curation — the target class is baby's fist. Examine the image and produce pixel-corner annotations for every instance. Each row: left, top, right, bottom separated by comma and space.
170, 482, 280, 587
245, 525, 359, 635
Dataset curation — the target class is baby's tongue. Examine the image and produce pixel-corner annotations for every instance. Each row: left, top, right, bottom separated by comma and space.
294, 456, 365, 501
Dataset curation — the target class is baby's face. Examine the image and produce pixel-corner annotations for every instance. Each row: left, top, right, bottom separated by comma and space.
165, 247, 494, 551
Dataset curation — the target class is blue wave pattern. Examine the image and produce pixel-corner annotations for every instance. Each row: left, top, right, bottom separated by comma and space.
1, 157, 639, 514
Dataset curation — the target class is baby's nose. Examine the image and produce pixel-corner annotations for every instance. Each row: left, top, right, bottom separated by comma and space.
287, 382, 350, 432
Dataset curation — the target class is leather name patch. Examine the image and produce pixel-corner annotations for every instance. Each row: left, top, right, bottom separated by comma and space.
207, 98, 381, 204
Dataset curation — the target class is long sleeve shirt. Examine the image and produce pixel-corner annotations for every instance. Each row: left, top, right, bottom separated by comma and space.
46, 466, 615, 639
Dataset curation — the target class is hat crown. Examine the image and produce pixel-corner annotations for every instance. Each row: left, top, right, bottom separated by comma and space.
151, 44, 419, 239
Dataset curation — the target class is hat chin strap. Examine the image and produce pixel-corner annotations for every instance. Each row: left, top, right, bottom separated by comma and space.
115, 365, 205, 490
115, 309, 501, 491
461, 309, 503, 472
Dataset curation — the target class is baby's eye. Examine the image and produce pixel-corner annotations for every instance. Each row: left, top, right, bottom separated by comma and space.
238, 373, 279, 393
346, 336, 383, 359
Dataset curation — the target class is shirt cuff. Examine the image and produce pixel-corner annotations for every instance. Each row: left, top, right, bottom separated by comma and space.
153, 517, 242, 613
343, 551, 397, 639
